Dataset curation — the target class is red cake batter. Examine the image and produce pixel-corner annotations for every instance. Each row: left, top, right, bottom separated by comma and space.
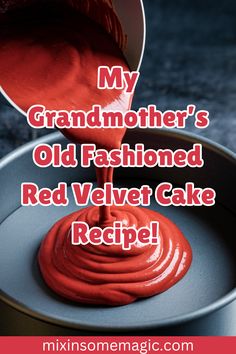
0, 1, 192, 306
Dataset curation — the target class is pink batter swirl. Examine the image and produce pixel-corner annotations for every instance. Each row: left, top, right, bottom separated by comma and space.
38, 205, 192, 306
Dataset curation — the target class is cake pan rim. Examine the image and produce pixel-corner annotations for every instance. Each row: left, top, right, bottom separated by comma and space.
0, 128, 235, 331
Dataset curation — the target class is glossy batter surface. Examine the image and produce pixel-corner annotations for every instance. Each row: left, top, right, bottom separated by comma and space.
38, 204, 192, 306
0, 2, 192, 306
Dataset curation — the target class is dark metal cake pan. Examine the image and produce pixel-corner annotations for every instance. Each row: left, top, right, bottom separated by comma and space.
0, 129, 235, 335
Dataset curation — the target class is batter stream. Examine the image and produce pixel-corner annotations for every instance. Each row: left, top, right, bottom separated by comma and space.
0, 1, 192, 306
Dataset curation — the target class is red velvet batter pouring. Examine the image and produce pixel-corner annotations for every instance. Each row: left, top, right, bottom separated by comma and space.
0, 1, 192, 306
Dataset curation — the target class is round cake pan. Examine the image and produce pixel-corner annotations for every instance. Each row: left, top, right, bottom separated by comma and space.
0, 129, 235, 335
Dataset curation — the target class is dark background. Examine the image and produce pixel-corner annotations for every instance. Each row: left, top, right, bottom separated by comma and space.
0, 0, 236, 157
0, 0, 236, 336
